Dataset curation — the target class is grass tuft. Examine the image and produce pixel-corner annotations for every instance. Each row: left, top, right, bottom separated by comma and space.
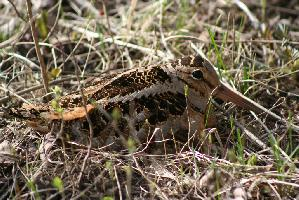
0, 0, 298, 199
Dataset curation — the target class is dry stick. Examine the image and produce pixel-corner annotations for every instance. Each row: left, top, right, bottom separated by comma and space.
132, 156, 169, 200
164, 35, 299, 45
232, 15, 235, 65
234, 121, 268, 149
58, 20, 169, 58
0, 86, 31, 105
7, 0, 27, 22
75, 78, 94, 186
100, 38, 168, 59
0, 2, 58, 49
100, 0, 124, 69
0, 76, 76, 104
211, 99, 268, 150
5, 52, 40, 70
228, 87, 299, 132
233, 0, 260, 29
81, 33, 94, 77
100, 0, 116, 47
26, 0, 50, 94
127, 0, 138, 32
19, 1, 62, 66
43, 0, 62, 42
74, 28, 95, 185
170, 35, 296, 69
114, 165, 123, 200
242, 80, 299, 99
13, 40, 103, 61
242, 0, 299, 16
250, 111, 292, 163
213, 93, 299, 152
15, 40, 103, 73
158, 1, 174, 60
0, 23, 30, 49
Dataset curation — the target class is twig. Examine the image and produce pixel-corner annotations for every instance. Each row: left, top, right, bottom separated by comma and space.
127, 0, 138, 32
0, 86, 31, 105
211, 100, 268, 149
7, 0, 27, 22
234, 121, 268, 149
0, 23, 30, 49
100, 0, 124, 66
5, 52, 40, 70
250, 111, 292, 163
43, 0, 62, 42
73, 0, 100, 18
242, 0, 299, 16
164, 35, 299, 45
100, 0, 115, 45
158, 0, 174, 59
74, 27, 94, 185
219, 82, 299, 132
132, 156, 169, 200
114, 165, 123, 200
233, 0, 261, 29
0, 76, 76, 104
96, 38, 169, 59
58, 20, 169, 59
26, 0, 50, 94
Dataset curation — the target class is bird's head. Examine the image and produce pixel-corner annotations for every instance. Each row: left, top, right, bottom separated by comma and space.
171, 55, 263, 113
169, 55, 221, 97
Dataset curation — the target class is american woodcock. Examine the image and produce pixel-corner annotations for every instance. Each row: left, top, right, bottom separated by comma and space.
10, 55, 299, 147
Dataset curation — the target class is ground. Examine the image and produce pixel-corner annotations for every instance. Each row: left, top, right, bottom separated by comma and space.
0, 0, 298, 199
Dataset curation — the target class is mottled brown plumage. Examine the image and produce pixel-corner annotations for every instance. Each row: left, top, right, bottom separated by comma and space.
11, 55, 299, 146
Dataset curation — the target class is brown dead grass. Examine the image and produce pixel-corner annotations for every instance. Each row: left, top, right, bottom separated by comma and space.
0, 0, 298, 199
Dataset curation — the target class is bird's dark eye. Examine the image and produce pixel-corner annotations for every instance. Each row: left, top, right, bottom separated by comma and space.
191, 70, 203, 80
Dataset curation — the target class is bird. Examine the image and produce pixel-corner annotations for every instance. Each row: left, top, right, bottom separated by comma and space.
10, 55, 299, 147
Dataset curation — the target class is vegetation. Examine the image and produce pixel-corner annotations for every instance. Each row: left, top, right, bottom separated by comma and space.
0, 0, 298, 199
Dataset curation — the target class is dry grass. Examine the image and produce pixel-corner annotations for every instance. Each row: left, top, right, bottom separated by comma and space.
0, 0, 298, 199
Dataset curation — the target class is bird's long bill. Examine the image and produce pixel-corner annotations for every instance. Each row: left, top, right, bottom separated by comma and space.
213, 82, 266, 114
213, 82, 299, 131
